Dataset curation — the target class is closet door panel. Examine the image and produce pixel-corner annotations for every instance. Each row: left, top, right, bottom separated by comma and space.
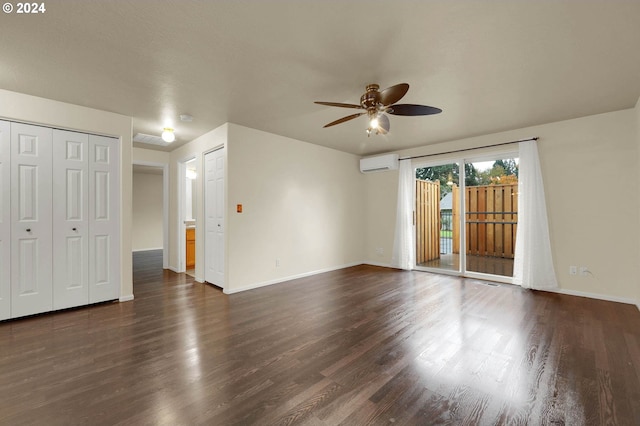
89, 135, 120, 303
10, 123, 53, 318
53, 130, 89, 310
0, 120, 10, 320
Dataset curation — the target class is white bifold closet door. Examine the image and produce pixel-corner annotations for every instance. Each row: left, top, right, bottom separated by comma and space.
10, 122, 53, 318
52, 130, 89, 310
87, 134, 120, 304
52, 131, 120, 307
2, 121, 120, 319
0, 121, 10, 320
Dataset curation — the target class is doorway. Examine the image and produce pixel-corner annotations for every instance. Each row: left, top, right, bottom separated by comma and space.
414, 153, 519, 283
131, 161, 169, 271
177, 155, 197, 276
185, 159, 197, 278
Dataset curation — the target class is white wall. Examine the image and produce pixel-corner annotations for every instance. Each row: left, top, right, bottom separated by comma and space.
636, 97, 640, 307
132, 172, 163, 251
133, 147, 170, 164
365, 108, 639, 304
364, 170, 398, 266
225, 124, 364, 292
0, 89, 134, 300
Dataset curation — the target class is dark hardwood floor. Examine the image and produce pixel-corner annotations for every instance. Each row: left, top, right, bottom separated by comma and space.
1, 250, 640, 425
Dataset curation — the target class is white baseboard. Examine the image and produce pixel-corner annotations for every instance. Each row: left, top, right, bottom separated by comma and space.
194, 276, 205, 283
363, 261, 394, 269
361, 264, 640, 311
177, 261, 640, 313
223, 262, 363, 294
132, 247, 163, 252
167, 266, 182, 274
119, 294, 134, 302
544, 287, 638, 308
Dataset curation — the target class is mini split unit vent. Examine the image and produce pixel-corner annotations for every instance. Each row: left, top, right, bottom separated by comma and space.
359, 154, 399, 173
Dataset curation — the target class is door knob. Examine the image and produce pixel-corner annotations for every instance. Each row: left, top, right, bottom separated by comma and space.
26, 228, 31, 232
72, 228, 77, 231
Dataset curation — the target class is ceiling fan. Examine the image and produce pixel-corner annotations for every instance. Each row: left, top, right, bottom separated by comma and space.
314, 83, 442, 136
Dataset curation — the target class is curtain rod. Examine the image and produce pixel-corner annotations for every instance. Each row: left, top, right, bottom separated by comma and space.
398, 137, 538, 161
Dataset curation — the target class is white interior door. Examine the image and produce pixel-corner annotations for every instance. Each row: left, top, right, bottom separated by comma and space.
10, 122, 53, 317
204, 148, 225, 287
88, 135, 120, 303
53, 130, 89, 309
0, 120, 10, 320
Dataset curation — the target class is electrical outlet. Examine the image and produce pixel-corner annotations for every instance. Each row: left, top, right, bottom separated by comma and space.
276, 258, 280, 267
579, 266, 588, 276
376, 247, 384, 256
569, 266, 577, 275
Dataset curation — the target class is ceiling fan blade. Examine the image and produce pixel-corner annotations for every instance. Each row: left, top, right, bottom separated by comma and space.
379, 83, 409, 106
323, 113, 365, 128
315, 101, 364, 109
387, 104, 442, 116
378, 114, 390, 133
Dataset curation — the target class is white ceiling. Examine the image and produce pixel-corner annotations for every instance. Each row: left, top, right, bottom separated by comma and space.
2, 1, 639, 155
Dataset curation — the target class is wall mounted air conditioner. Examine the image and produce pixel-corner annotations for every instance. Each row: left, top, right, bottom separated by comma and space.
359, 154, 399, 173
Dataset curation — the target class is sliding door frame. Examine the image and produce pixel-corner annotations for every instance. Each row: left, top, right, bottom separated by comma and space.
413, 148, 519, 285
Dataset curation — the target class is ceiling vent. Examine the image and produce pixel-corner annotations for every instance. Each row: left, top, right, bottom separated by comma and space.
133, 133, 171, 147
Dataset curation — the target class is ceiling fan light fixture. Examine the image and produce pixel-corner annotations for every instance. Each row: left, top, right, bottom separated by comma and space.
315, 82, 442, 135
161, 127, 175, 143
366, 123, 381, 137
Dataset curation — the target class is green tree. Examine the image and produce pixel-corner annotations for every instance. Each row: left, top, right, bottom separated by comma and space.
473, 159, 519, 186
416, 159, 517, 193
493, 159, 518, 177
464, 163, 481, 186
416, 165, 455, 198
416, 163, 480, 198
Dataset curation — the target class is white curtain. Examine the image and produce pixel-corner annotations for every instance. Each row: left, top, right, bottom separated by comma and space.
513, 140, 558, 289
391, 160, 415, 270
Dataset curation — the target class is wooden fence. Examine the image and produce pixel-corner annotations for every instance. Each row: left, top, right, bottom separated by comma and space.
415, 181, 518, 261
415, 179, 440, 263
462, 183, 518, 258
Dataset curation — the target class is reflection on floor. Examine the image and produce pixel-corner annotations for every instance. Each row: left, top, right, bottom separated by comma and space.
186, 269, 195, 278
419, 253, 514, 277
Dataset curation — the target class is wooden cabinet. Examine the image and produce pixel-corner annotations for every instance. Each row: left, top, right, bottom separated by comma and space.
186, 228, 195, 269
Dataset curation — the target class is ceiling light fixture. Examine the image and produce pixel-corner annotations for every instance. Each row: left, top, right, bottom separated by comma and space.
161, 127, 175, 143
366, 112, 383, 137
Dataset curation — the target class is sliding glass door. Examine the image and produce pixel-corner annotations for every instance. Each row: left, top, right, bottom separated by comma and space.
415, 162, 461, 273
463, 156, 519, 279
414, 153, 519, 283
